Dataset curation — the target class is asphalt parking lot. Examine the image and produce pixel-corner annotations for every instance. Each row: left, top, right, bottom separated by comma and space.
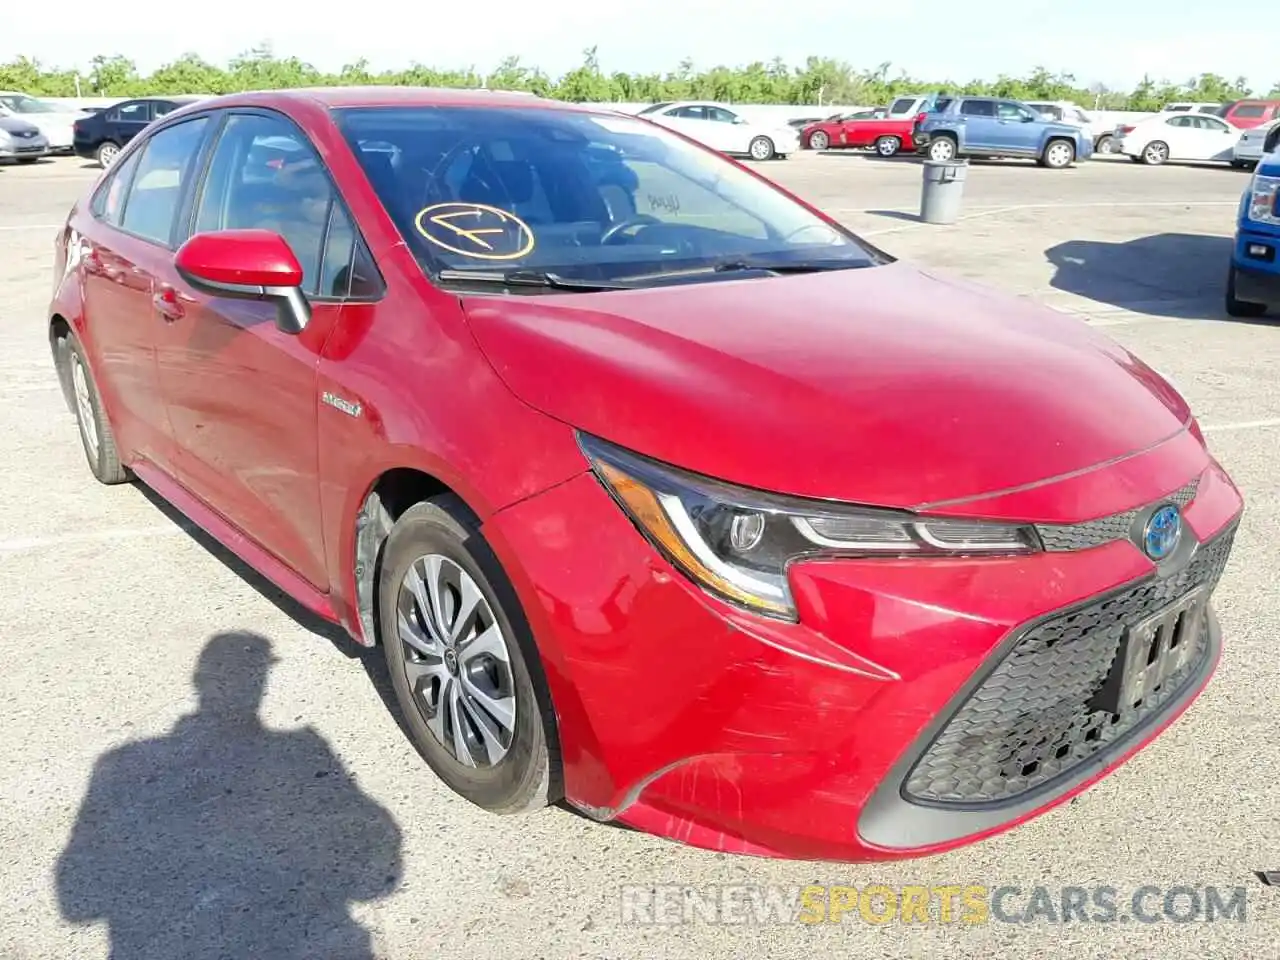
1, 151, 1277, 959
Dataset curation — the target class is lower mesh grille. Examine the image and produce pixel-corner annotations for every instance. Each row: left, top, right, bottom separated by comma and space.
903, 525, 1235, 807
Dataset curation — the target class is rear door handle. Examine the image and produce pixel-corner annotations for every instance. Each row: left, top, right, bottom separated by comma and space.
152, 284, 186, 322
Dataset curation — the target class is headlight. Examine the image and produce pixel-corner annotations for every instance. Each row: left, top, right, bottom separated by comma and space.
1247, 173, 1280, 224
579, 433, 1041, 620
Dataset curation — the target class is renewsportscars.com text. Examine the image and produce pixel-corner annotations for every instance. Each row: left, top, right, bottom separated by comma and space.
619, 883, 1249, 926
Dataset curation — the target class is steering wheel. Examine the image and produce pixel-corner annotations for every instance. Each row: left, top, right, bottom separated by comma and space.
601, 214, 662, 245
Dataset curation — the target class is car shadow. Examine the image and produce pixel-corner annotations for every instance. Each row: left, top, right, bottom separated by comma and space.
54, 630, 405, 960
133, 484, 361, 656
1045, 233, 1274, 324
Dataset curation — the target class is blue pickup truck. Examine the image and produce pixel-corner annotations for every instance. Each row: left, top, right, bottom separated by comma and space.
914, 95, 1094, 169
1227, 149, 1280, 317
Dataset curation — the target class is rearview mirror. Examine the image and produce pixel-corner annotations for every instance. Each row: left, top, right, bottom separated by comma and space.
174, 229, 310, 334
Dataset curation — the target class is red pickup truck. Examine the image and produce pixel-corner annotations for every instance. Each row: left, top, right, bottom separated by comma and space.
801, 96, 930, 156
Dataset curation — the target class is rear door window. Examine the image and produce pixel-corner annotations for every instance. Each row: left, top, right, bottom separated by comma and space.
961, 100, 996, 117
118, 117, 209, 245
110, 101, 152, 124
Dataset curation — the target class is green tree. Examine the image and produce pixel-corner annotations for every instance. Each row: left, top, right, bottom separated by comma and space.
0, 49, 1266, 111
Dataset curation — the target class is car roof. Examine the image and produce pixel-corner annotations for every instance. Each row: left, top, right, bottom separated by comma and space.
173, 86, 566, 113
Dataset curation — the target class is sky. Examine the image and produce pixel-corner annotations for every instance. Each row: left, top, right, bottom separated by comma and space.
6, 0, 1272, 95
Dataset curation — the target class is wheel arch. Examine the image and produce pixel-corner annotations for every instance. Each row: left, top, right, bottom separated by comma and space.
49, 314, 76, 415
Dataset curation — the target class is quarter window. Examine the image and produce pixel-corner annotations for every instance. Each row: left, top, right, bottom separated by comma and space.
91, 149, 143, 226
119, 117, 209, 245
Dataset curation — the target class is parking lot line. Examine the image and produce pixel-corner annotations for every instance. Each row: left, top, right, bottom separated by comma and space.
1200, 417, 1280, 434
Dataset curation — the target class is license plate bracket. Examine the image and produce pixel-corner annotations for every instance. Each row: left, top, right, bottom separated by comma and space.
1092, 585, 1210, 716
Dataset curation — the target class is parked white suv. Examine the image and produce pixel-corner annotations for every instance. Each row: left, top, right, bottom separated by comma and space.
1024, 101, 1114, 152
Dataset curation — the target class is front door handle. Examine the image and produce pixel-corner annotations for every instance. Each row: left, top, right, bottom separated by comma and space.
152, 284, 185, 322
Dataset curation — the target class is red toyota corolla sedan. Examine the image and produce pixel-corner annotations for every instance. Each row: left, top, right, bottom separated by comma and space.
47, 87, 1243, 862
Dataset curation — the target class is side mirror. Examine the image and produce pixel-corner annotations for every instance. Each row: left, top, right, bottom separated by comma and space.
174, 229, 310, 334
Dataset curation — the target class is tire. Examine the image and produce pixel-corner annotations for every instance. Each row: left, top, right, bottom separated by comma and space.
1230, 159, 1253, 170
1095, 134, 1115, 154
95, 141, 121, 168
875, 135, 901, 157
808, 130, 829, 151
748, 136, 775, 161
1040, 138, 1075, 169
379, 496, 560, 814
927, 136, 957, 161
17, 157, 39, 165
62, 329, 130, 484
1225, 264, 1268, 318
1128, 155, 1143, 163
1141, 141, 1169, 165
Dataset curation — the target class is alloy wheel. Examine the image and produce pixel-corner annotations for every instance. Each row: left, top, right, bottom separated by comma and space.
928, 138, 956, 161
749, 136, 774, 161
1143, 141, 1169, 165
396, 554, 517, 768
876, 136, 901, 157
1045, 142, 1074, 168
71, 354, 99, 461
809, 131, 829, 151
97, 143, 120, 168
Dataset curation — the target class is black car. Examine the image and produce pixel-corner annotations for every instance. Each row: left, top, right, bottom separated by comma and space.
72, 97, 204, 167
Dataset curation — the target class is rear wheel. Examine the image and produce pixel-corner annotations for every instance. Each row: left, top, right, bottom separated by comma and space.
379, 496, 560, 814
1141, 140, 1169, 165
17, 157, 39, 165
1225, 264, 1268, 318
927, 136, 957, 161
748, 136, 775, 161
875, 135, 902, 157
95, 141, 121, 168
808, 130, 830, 151
61, 330, 130, 484
1095, 134, 1115, 154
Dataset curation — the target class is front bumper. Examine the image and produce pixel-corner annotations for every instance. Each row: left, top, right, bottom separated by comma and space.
0, 140, 49, 159
1233, 226, 1280, 307
484, 435, 1243, 861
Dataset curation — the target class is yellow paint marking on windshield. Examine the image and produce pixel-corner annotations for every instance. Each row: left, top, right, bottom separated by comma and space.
414, 202, 536, 260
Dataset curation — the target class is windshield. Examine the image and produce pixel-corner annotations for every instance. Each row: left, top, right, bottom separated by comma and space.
0, 94, 62, 114
332, 105, 881, 286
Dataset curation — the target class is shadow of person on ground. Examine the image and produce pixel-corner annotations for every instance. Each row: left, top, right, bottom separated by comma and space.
55, 631, 403, 960
1044, 233, 1258, 322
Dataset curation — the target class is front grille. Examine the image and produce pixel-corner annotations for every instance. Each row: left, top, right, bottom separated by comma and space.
1035, 478, 1199, 552
903, 524, 1235, 807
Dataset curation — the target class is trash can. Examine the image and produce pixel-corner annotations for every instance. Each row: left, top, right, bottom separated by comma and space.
920, 159, 968, 225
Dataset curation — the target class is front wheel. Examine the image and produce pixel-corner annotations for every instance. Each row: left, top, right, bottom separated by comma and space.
1040, 139, 1076, 169
379, 496, 560, 814
1225, 264, 1268, 318
1141, 140, 1169, 165
875, 135, 902, 157
748, 136, 775, 161
927, 136, 957, 162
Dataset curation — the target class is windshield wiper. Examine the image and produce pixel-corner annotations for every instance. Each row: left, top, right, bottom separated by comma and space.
435, 269, 635, 291
711, 257, 869, 275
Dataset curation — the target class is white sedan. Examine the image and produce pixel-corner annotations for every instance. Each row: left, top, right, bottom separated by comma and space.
1233, 118, 1280, 168
0, 92, 82, 154
1117, 112, 1243, 165
636, 101, 799, 160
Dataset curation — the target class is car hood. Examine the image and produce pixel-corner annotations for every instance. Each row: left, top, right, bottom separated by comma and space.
460, 261, 1192, 510
0, 115, 42, 135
